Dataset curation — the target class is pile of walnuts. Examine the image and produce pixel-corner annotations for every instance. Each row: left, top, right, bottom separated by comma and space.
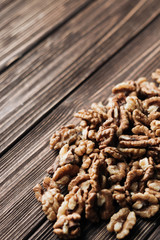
33, 69, 160, 239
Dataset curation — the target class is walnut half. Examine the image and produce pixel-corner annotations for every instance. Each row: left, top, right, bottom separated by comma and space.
107, 208, 136, 239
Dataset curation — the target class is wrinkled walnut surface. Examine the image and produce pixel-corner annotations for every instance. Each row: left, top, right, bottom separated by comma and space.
34, 70, 160, 239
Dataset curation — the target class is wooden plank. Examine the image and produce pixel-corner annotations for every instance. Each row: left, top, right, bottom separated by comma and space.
1, 18, 160, 240
0, 0, 14, 10
1, 0, 159, 154
0, 0, 92, 71
147, 226, 160, 240
28, 214, 160, 240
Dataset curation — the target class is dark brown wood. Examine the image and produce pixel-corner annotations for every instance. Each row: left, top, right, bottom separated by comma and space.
1, 18, 160, 240
0, 0, 92, 71
148, 226, 160, 240
1, 0, 159, 154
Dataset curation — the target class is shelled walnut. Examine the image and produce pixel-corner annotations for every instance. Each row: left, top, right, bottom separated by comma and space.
34, 69, 160, 239
132, 192, 159, 218
107, 208, 136, 239
33, 177, 64, 221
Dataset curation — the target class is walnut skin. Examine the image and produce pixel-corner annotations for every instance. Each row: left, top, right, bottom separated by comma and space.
50, 125, 77, 150
97, 189, 115, 220
107, 208, 136, 239
53, 164, 79, 185
33, 177, 64, 221
33, 70, 160, 239
152, 69, 160, 84
53, 213, 81, 239
132, 192, 159, 218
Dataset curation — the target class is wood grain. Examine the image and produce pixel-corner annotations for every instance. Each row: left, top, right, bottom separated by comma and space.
1, 19, 160, 240
148, 226, 160, 240
1, 0, 159, 154
0, 0, 92, 71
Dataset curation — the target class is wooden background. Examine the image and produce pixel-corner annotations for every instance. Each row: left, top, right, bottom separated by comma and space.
1, 0, 160, 239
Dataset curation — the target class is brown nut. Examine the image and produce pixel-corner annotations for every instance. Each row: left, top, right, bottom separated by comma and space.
152, 69, 160, 84
53, 213, 81, 239
33, 177, 64, 221
85, 191, 99, 222
75, 140, 95, 156
132, 192, 159, 218
50, 125, 77, 150
132, 109, 149, 126
97, 189, 115, 220
96, 126, 115, 149
145, 180, 160, 200
68, 174, 90, 192
118, 147, 146, 159
89, 158, 107, 191
53, 164, 79, 185
103, 147, 124, 160
107, 162, 127, 183
57, 187, 87, 218
112, 81, 136, 94
107, 208, 136, 239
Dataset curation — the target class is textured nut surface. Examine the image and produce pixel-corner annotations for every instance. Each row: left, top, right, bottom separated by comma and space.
53, 213, 81, 239
107, 208, 136, 239
50, 125, 77, 150
33, 177, 64, 221
34, 70, 160, 239
53, 164, 79, 185
132, 192, 159, 218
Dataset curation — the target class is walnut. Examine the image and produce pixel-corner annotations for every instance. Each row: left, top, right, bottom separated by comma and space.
148, 111, 160, 122
112, 81, 136, 94
53, 164, 79, 185
79, 126, 97, 140
91, 102, 108, 120
112, 185, 131, 207
57, 187, 87, 218
89, 158, 107, 191
132, 109, 149, 126
147, 147, 160, 163
107, 208, 136, 239
125, 96, 143, 112
119, 136, 160, 148
50, 125, 77, 150
116, 106, 130, 136
33, 177, 64, 221
155, 164, 160, 179
146, 180, 160, 197
75, 140, 95, 156
118, 147, 146, 159
74, 109, 102, 128
103, 147, 124, 160
53, 213, 81, 239
143, 97, 160, 113
97, 189, 115, 220
137, 78, 160, 97
138, 157, 154, 182
152, 69, 160, 84
96, 126, 115, 149
107, 162, 127, 183
150, 120, 160, 136
132, 192, 159, 218
132, 125, 154, 137
68, 174, 90, 192
57, 144, 80, 166
81, 155, 92, 170
85, 191, 99, 222
125, 169, 143, 191
107, 93, 126, 109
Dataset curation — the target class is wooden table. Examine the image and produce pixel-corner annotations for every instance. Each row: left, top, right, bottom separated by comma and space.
1, 0, 160, 239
